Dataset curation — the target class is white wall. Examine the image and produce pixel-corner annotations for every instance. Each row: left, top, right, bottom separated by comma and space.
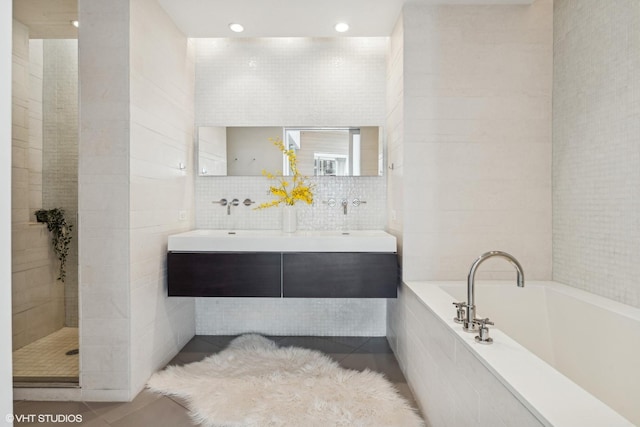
77, 0, 132, 401
553, 0, 640, 308
193, 37, 389, 336
400, 1, 553, 281
194, 37, 388, 233
1, 0, 14, 422
129, 0, 195, 396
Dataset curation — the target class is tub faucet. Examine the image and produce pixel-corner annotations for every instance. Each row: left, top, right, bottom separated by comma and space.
341, 199, 348, 214
463, 251, 524, 333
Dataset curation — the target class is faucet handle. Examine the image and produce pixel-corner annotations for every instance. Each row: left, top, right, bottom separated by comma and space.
352, 198, 367, 207
243, 198, 255, 206
473, 318, 494, 344
473, 317, 494, 327
452, 302, 467, 324
213, 198, 228, 206
230, 198, 240, 206
322, 198, 337, 207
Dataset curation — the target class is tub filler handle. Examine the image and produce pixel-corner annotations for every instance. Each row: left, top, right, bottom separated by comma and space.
452, 302, 467, 324
473, 318, 494, 345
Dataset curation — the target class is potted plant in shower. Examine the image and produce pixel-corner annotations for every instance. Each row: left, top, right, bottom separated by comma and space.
35, 208, 73, 283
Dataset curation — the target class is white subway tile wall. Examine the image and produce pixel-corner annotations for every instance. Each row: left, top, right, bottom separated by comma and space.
128, 0, 196, 396
11, 24, 63, 352
553, 0, 640, 308
193, 37, 389, 336
398, 1, 553, 281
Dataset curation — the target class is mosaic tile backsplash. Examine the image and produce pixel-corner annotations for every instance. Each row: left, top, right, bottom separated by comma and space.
194, 37, 388, 231
196, 176, 386, 230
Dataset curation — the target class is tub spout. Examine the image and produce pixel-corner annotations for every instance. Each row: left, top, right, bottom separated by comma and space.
464, 251, 524, 333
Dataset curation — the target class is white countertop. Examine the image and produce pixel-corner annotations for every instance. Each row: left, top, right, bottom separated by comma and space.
168, 229, 397, 253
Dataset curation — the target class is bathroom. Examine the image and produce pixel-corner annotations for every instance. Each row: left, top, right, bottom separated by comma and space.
1, 0, 638, 425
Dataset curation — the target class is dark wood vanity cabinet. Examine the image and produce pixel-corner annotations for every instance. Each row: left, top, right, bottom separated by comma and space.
167, 252, 281, 297
167, 252, 398, 298
282, 253, 398, 298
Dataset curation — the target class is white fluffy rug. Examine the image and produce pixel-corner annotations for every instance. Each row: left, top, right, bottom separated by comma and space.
147, 334, 424, 427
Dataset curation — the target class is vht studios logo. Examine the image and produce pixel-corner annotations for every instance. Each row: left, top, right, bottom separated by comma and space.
6, 413, 83, 423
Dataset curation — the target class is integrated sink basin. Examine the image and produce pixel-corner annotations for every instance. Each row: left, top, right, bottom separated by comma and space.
168, 229, 397, 253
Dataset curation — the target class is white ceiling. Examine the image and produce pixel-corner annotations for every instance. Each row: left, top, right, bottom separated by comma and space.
12, 0, 534, 39
159, 0, 533, 38
13, 0, 77, 39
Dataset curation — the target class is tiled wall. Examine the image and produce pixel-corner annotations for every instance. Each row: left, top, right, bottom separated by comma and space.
194, 37, 388, 232
399, 1, 553, 281
78, 0, 131, 401
193, 37, 389, 336
42, 39, 78, 327
388, 284, 544, 427
129, 0, 195, 396
196, 298, 386, 337
77, 0, 196, 401
387, 1, 553, 421
553, 0, 640, 308
11, 21, 63, 351
1, 0, 13, 415
386, 15, 404, 256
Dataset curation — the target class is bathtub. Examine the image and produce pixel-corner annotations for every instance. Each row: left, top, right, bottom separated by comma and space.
401, 281, 639, 427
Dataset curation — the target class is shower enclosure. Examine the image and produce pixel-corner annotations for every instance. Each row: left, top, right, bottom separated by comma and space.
11, 18, 79, 385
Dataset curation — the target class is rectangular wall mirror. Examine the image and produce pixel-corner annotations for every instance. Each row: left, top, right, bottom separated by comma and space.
197, 126, 384, 177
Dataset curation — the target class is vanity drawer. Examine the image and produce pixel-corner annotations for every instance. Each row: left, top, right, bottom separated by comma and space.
168, 252, 281, 297
282, 252, 398, 298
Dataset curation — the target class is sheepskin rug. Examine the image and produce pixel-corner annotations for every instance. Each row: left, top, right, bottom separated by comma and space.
147, 334, 424, 427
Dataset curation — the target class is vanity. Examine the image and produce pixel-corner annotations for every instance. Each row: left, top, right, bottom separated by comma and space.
167, 230, 398, 298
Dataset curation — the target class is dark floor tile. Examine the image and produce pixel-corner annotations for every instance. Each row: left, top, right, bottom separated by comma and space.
277, 336, 358, 355
338, 352, 407, 383
323, 336, 371, 349
351, 336, 393, 354
196, 335, 238, 350
109, 396, 197, 427
394, 382, 421, 413
85, 390, 162, 424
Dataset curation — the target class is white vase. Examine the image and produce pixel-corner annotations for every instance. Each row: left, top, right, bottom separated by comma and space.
282, 205, 297, 233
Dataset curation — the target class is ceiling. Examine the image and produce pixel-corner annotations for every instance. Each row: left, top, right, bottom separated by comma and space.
159, 0, 533, 38
13, 0, 78, 39
12, 0, 533, 39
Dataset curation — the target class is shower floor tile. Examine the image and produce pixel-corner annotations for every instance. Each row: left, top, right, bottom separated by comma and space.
12, 327, 79, 382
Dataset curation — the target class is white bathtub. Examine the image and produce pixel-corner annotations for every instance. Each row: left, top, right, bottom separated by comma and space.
404, 281, 639, 427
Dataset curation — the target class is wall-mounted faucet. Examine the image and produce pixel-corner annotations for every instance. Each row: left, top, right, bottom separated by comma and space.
341, 199, 349, 214
227, 198, 239, 215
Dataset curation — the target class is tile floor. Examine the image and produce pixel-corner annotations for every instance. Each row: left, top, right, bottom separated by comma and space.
13, 335, 420, 426
12, 327, 79, 383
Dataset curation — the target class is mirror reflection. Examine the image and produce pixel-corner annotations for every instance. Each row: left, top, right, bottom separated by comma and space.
197, 126, 383, 177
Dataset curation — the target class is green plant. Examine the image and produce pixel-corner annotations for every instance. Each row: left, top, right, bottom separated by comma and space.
35, 208, 73, 283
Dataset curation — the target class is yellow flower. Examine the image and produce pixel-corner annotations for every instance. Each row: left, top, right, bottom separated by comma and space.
255, 137, 314, 209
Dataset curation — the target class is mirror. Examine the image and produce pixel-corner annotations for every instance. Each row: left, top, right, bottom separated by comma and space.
197, 126, 384, 177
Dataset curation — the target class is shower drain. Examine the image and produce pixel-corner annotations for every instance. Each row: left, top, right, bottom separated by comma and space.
65, 349, 79, 356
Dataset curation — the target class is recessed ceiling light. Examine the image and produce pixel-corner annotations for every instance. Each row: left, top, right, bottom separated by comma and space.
229, 23, 244, 33
71, 20, 79, 28
334, 22, 349, 33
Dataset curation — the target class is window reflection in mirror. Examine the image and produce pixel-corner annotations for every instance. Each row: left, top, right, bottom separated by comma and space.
197, 126, 383, 177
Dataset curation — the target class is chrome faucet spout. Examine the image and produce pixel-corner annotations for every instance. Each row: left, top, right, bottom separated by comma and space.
464, 251, 524, 332
341, 199, 348, 215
